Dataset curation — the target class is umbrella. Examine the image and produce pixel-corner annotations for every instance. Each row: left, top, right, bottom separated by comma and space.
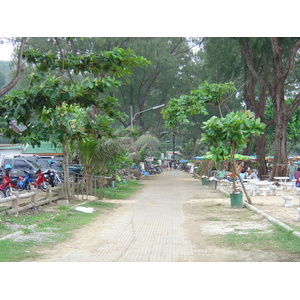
198, 154, 213, 160
233, 154, 248, 161
179, 160, 188, 163
243, 155, 256, 161
291, 156, 300, 161
191, 156, 201, 160
224, 154, 250, 161
248, 155, 257, 161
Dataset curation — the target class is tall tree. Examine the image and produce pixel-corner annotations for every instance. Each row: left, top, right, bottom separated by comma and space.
200, 37, 300, 178
0, 39, 149, 199
108, 37, 201, 134
241, 37, 300, 177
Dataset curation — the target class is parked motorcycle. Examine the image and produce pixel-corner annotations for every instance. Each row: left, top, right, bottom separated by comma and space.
0, 168, 10, 198
15, 170, 37, 192
3, 170, 37, 197
0, 165, 19, 198
148, 165, 163, 175
43, 168, 61, 187
155, 166, 163, 173
36, 169, 50, 192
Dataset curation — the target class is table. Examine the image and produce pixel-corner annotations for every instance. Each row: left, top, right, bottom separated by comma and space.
254, 181, 272, 186
274, 177, 289, 182
281, 182, 295, 190
242, 179, 260, 183
252, 181, 273, 196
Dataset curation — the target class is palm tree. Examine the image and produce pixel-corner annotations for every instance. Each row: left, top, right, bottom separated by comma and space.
74, 132, 161, 193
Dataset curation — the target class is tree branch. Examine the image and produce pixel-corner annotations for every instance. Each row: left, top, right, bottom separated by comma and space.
241, 38, 268, 89
0, 37, 27, 97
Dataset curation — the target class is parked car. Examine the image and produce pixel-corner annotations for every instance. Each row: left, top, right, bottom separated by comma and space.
25, 156, 83, 178
1, 157, 42, 178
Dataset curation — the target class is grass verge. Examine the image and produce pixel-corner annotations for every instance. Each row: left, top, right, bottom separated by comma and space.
0, 201, 115, 262
0, 179, 143, 261
95, 180, 142, 199
202, 202, 300, 260
213, 224, 300, 258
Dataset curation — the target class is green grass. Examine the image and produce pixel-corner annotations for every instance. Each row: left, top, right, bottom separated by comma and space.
0, 181, 141, 262
206, 217, 223, 221
271, 225, 300, 253
219, 231, 275, 251
214, 224, 300, 255
0, 201, 116, 262
204, 202, 300, 258
95, 180, 142, 199
0, 240, 42, 261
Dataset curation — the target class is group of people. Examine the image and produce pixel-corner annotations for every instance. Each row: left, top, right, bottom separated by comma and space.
224, 160, 300, 185
227, 163, 258, 181
239, 165, 258, 180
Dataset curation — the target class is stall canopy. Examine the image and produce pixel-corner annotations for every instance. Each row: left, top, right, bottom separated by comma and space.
191, 156, 201, 160
195, 154, 254, 161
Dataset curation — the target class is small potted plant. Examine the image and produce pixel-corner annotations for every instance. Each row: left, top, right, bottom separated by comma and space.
201, 110, 266, 207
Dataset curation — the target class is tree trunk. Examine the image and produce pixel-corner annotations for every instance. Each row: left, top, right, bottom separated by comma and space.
242, 48, 269, 178
256, 134, 268, 179
230, 149, 252, 204
62, 142, 71, 200
269, 38, 300, 178
271, 95, 289, 178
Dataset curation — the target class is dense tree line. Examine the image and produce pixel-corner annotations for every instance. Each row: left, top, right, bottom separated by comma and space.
1, 37, 300, 178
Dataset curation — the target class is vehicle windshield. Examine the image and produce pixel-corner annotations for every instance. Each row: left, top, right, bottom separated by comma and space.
27, 159, 43, 169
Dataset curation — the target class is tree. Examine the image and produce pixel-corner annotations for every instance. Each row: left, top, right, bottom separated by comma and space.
264, 98, 300, 156
201, 110, 266, 204
74, 131, 161, 191
200, 37, 300, 178
0, 41, 149, 199
104, 37, 201, 134
75, 136, 133, 191
162, 81, 236, 129
240, 37, 300, 177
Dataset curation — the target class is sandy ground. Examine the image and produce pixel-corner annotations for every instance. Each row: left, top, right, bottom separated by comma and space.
219, 180, 300, 228
18, 170, 300, 262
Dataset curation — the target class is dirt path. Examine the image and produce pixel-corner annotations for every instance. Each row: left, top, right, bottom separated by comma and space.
28, 170, 300, 262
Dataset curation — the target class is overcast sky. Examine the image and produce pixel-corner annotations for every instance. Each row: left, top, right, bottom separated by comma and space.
0, 40, 13, 61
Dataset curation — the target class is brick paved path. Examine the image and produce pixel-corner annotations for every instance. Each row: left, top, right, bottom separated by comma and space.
42, 170, 197, 262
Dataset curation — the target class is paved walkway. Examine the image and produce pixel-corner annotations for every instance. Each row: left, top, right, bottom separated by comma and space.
46, 170, 197, 262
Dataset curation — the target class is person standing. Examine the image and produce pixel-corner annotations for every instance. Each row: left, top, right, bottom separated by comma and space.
288, 161, 297, 181
237, 162, 243, 173
294, 167, 300, 180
